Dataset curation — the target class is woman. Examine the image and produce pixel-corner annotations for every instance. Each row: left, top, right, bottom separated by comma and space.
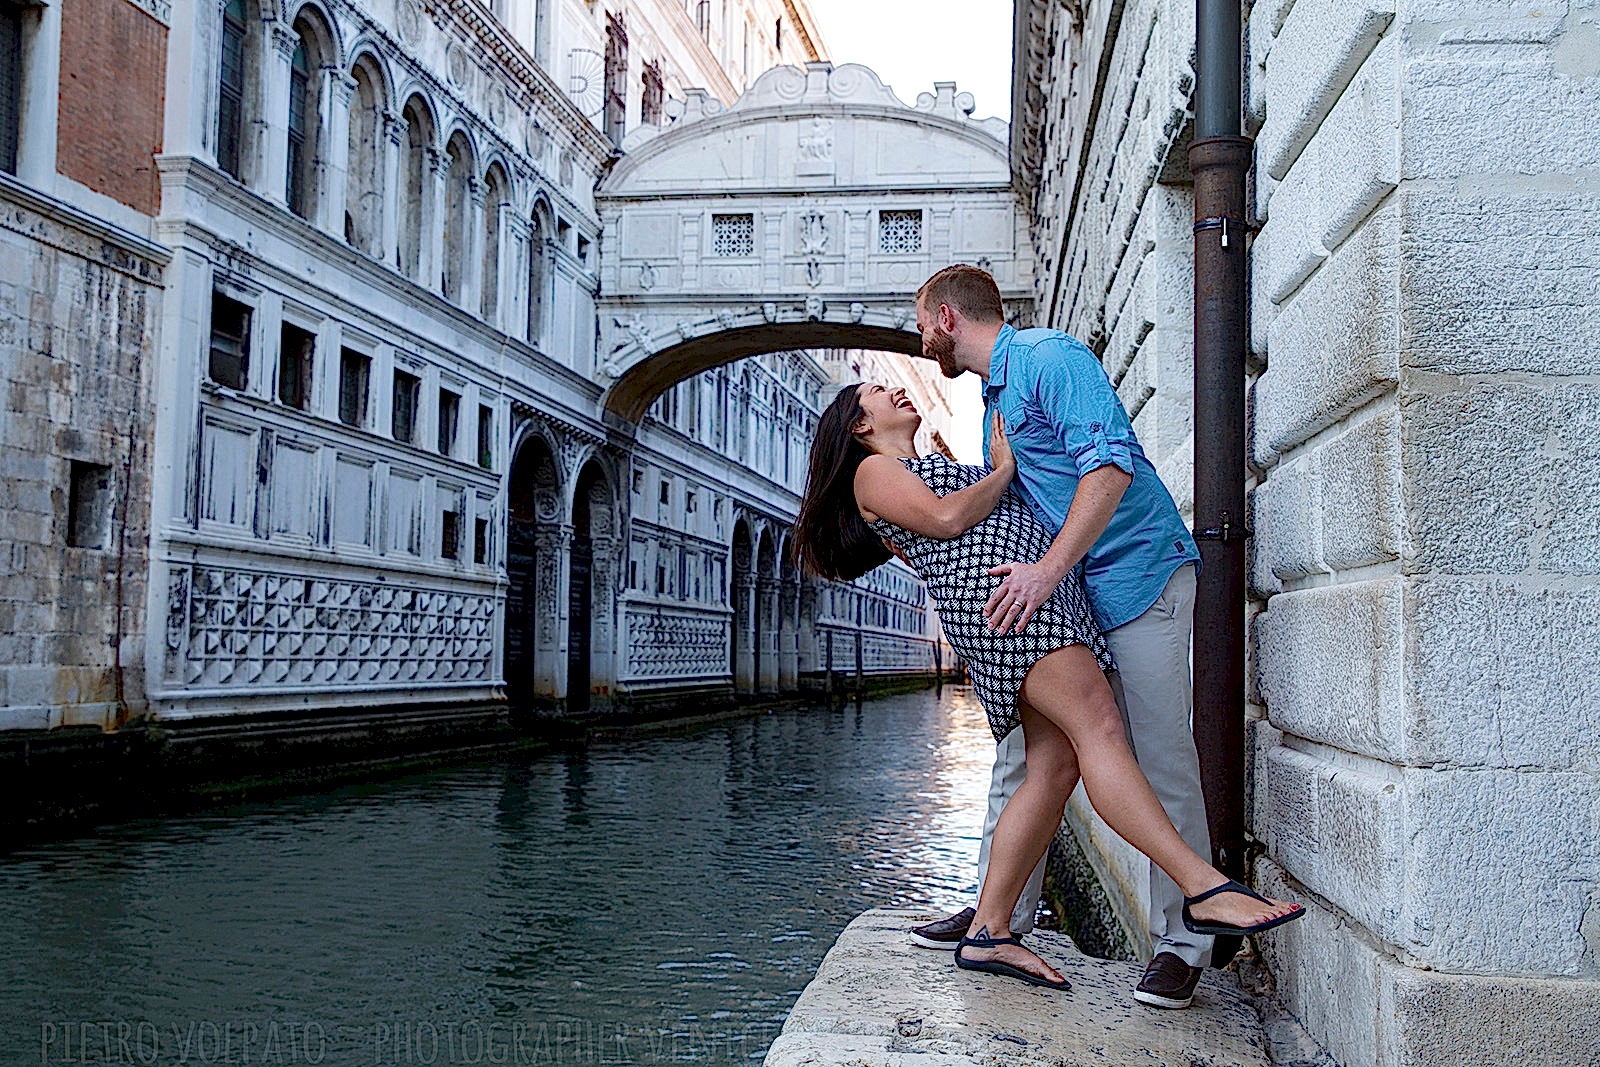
795, 382, 1303, 990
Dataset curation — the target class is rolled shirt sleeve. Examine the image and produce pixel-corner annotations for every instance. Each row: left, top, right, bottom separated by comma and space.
1027, 341, 1137, 479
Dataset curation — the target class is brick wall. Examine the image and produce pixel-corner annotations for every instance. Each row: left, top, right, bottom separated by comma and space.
56, 0, 167, 215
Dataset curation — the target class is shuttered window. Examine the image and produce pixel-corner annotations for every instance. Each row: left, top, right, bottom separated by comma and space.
0, 1, 22, 176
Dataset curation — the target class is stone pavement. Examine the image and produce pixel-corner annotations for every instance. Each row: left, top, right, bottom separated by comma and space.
765, 909, 1270, 1067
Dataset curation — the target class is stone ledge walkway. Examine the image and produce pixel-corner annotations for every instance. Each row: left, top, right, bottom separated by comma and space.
765, 909, 1270, 1067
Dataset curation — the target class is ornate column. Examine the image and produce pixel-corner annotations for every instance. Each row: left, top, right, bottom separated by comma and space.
532, 524, 572, 700
735, 573, 757, 694
425, 146, 448, 295
380, 110, 405, 266
262, 24, 298, 207
321, 68, 356, 239
494, 203, 524, 335
757, 576, 779, 693
778, 577, 799, 691
464, 174, 486, 314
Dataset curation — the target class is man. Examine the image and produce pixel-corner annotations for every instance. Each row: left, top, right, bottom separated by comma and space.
905, 264, 1211, 1010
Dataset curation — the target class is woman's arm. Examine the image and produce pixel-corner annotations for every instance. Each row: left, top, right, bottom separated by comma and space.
855, 414, 1016, 540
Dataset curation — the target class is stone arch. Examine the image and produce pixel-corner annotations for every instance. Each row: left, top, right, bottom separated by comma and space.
344, 52, 388, 255
595, 61, 1029, 424
285, 6, 337, 220
397, 93, 435, 281
481, 162, 511, 324
441, 130, 476, 303
284, 0, 342, 67
505, 431, 563, 712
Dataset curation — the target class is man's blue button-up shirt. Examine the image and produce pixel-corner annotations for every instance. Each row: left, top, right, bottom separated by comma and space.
981, 324, 1199, 632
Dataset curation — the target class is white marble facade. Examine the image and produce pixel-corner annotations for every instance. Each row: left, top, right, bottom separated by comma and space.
111, 0, 952, 724
1012, 1, 1600, 1064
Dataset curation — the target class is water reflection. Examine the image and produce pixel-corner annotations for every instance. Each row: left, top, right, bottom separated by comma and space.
0, 688, 996, 1064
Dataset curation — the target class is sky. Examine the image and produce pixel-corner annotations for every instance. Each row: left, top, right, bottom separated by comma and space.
801, 0, 1015, 462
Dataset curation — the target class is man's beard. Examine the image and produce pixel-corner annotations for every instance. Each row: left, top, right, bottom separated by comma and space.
925, 326, 961, 378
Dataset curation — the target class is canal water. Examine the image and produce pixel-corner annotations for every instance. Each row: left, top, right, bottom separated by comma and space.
1, 689, 1002, 1066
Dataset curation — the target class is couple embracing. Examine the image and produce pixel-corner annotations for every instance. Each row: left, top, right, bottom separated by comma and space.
794, 265, 1303, 1005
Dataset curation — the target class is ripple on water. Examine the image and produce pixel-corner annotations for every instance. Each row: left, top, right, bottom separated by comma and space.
0, 689, 997, 1063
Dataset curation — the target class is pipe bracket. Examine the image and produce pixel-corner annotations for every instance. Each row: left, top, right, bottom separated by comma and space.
1194, 215, 1247, 249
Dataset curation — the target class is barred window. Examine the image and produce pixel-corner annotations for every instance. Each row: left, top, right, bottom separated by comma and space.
712, 213, 755, 257
879, 210, 923, 254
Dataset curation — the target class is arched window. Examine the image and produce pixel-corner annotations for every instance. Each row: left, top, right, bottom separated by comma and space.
481, 164, 509, 321
399, 96, 431, 280
216, 0, 251, 179
285, 20, 323, 219
441, 133, 472, 302
527, 201, 550, 345
345, 58, 385, 254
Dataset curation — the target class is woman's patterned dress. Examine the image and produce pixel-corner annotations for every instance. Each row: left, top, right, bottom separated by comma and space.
868, 454, 1113, 742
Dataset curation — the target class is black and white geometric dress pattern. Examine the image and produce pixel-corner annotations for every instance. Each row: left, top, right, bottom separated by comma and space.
868, 454, 1113, 743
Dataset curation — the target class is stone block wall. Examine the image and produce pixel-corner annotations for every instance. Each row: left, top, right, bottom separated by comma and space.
1248, 2, 1600, 1061
1015, 0, 1206, 961
0, 177, 165, 730
1017, 0, 1600, 1061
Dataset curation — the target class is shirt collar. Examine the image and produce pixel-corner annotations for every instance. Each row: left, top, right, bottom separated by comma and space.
983, 324, 1016, 401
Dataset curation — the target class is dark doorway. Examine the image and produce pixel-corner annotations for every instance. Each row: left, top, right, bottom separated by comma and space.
506, 436, 558, 710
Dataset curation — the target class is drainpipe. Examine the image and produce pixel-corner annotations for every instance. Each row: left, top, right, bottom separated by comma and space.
1189, 0, 1252, 968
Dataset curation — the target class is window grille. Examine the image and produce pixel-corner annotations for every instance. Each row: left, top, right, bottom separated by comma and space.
879, 210, 923, 254
712, 214, 755, 257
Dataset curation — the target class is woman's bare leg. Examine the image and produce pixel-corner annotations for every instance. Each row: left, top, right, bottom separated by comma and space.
1020, 645, 1299, 930
961, 702, 1081, 982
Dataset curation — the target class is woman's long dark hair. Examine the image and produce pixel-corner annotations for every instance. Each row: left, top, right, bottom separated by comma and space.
795, 384, 892, 582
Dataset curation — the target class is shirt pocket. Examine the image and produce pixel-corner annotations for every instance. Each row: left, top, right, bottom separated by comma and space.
1000, 404, 1052, 449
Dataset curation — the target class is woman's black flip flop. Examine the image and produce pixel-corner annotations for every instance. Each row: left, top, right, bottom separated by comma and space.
1181, 879, 1306, 936
954, 934, 1071, 991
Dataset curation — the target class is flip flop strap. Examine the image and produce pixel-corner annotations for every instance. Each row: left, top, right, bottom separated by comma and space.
1185, 878, 1270, 907
960, 934, 1022, 949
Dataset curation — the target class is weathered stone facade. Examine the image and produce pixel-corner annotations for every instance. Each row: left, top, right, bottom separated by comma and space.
1013, 1, 1600, 1062
0, 176, 166, 732
1, 0, 948, 747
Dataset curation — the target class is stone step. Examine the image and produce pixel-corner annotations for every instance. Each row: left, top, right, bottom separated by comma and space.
766, 908, 1270, 1067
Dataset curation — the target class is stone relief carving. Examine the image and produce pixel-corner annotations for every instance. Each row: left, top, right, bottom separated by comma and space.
850, 302, 866, 323
797, 118, 834, 164
397, 0, 423, 45
806, 259, 823, 288
805, 295, 824, 321
613, 314, 654, 353
799, 211, 828, 254
446, 43, 472, 90
638, 263, 656, 290
717, 309, 736, 329
892, 307, 910, 329
165, 564, 495, 689
762, 302, 778, 323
